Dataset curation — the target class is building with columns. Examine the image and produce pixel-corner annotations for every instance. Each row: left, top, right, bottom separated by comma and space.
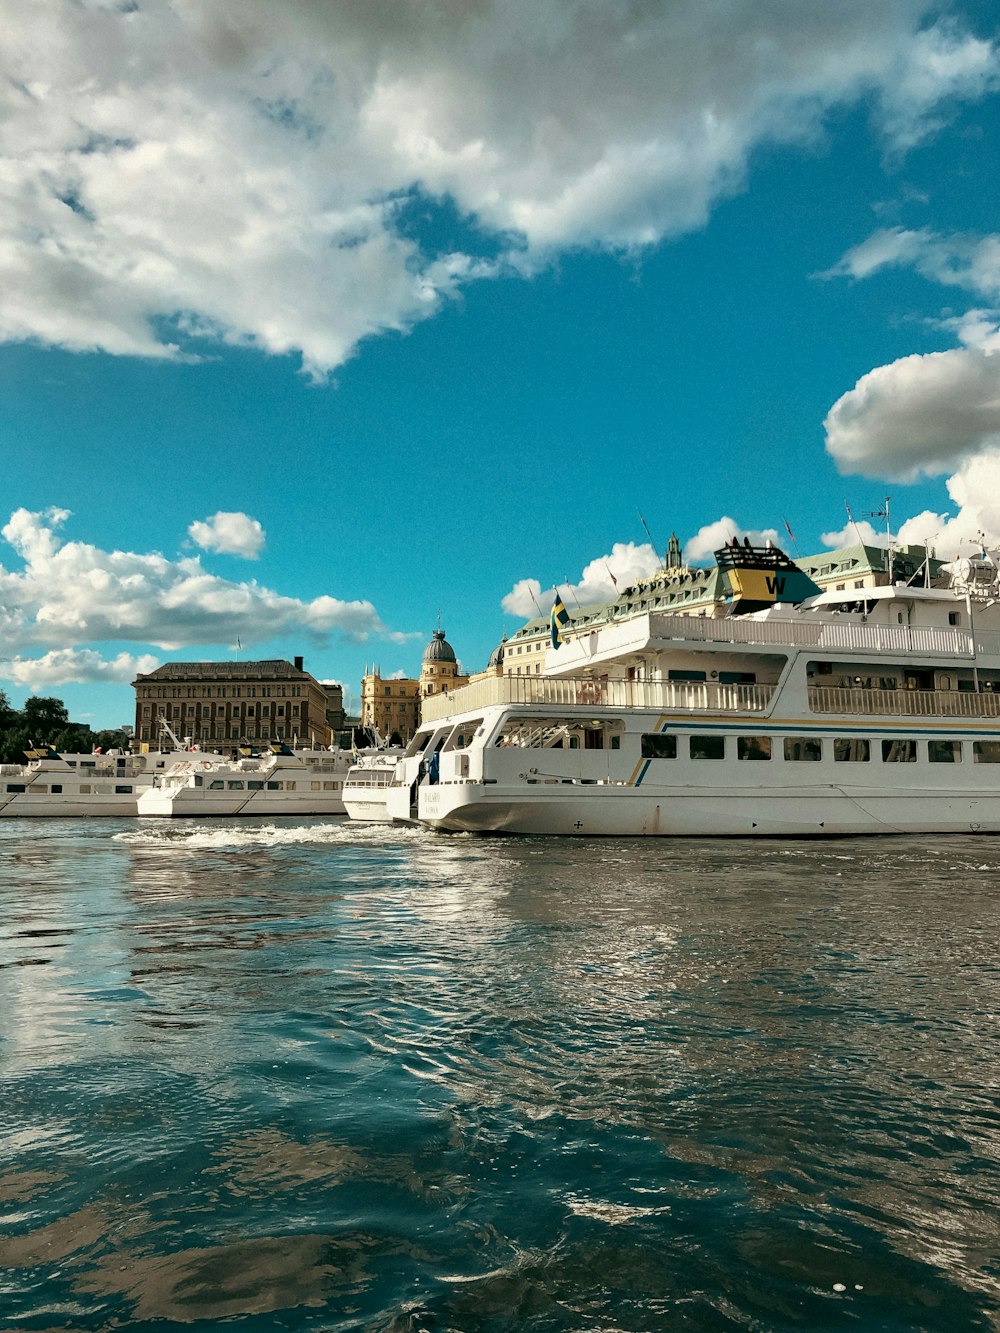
132, 657, 344, 750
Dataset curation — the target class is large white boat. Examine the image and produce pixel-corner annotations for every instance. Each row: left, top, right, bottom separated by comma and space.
136, 744, 355, 817
0, 746, 209, 818
386, 543, 1000, 837
342, 751, 403, 823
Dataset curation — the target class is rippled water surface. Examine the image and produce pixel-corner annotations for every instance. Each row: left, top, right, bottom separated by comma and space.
1, 818, 999, 1331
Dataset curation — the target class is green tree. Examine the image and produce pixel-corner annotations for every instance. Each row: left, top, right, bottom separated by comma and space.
21, 696, 70, 740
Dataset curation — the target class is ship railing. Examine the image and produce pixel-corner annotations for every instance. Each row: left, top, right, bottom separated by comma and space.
808, 685, 1000, 718
421, 675, 776, 721
646, 611, 1000, 657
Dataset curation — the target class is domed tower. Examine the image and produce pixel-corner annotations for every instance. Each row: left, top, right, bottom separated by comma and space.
420, 628, 460, 697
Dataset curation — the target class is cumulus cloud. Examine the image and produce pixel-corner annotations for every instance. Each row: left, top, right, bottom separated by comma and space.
683, 518, 780, 564
1, 1, 996, 375
188, 511, 265, 558
824, 224, 1000, 480
820, 519, 888, 549
1, 649, 160, 690
819, 451, 1000, 556
824, 348, 1000, 480
0, 507, 406, 689
501, 541, 662, 619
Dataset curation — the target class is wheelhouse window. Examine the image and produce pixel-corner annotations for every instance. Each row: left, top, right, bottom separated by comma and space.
690, 735, 725, 760
928, 740, 961, 763
641, 733, 677, 759
882, 739, 917, 762
783, 737, 822, 761
737, 736, 771, 760
834, 738, 870, 762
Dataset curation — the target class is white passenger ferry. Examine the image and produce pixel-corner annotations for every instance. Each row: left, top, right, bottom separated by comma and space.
387, 543, 1000, 837
0, 746, 209, 818
342, 751, 403, 823
136, 743, 354, 817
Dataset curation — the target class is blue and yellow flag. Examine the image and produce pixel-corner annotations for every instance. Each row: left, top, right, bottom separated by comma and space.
550, 593, 571, 649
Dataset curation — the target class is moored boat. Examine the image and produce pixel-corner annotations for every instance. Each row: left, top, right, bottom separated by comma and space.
136, 743, 355, 817
387, 543, 1000, 837
342, 751, 402, 823
0, 746, 211, 818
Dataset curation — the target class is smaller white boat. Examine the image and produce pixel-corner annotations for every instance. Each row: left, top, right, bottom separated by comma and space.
0, 746, 209, 818
342, 752, 402, 823
136, 744, 355, 817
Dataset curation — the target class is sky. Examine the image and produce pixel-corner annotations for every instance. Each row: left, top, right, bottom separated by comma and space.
3, 0, 1000, 729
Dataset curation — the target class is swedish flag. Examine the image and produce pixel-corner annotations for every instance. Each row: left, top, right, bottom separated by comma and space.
550, 593, 571, 649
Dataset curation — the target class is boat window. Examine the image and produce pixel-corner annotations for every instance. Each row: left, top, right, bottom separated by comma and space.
310, 781, 321, 791
834, 738, 870, 763
720, 672, 757, 685
737, 736, 771, 760
444, 720, 484, 751
405, 732, 433, 757
882, 739, 917, 763
227, 781, 244, 790
51, 784, 62, 794
209, 780, 225, 789
114, 785, 133, 794
286, 782, 297, 790
79, 783, 91, 794
669, 669, 707, 682
194, 775, 203, 787
267, 781, 280, 790
690, 735, 725, 760
928, 740, 962, 763
783, 737, 822, 761
641, 734, 677, 759
323, 782, 336, 790
973, 741, 1000, 763
248, 781, 264, 790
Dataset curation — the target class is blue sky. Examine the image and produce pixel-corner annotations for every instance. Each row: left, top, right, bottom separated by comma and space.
3, 0, 1000, 728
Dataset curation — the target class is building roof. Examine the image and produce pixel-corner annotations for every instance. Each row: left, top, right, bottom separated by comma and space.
133, 659, 315, 683
423, 629, 457, 664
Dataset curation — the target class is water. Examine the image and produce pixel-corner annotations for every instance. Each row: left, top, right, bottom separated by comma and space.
1, 819, 999, 1332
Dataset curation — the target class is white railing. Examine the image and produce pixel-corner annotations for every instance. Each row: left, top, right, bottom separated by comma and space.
647, 611, 995, 657
808, 686, 1000, 718
422, 675, 776, 721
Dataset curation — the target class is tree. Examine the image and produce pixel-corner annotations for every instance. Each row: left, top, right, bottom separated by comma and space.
20, 696, 70, 740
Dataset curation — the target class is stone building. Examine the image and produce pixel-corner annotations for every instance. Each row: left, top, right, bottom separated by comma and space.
360, 628, 468, 742
132, 657, 342, 750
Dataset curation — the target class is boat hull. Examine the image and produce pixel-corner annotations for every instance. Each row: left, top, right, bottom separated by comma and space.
418, 781, 1000, 837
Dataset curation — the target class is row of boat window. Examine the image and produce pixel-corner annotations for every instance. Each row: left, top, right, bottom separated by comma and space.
190, 778, 343, 790
640, 734, 1000, 763
3, 784, 134, 794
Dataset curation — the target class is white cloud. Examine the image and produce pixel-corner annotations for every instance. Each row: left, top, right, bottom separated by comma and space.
824, 348, 1000, 480
0, 1, 995, 375
501, 541, 662, 619
0, 507, 407, 688
820, 519, 887, 549
188, 511, 265, 558
1, 649, 160, 692
684, 518, 780, 564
